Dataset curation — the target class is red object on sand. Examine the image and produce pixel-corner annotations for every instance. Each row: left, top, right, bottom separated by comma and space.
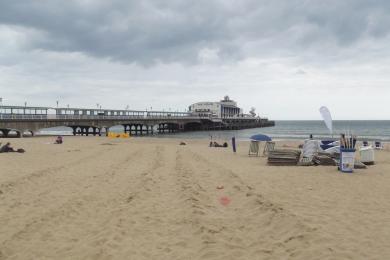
219, 196, 231, 206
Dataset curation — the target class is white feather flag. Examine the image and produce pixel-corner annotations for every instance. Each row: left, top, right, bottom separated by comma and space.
319, 106, 333, 135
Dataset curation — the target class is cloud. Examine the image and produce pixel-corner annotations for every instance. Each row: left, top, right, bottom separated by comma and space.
198, 48, 220, 64
1, 1, 390, 119
1, 0, 390, 65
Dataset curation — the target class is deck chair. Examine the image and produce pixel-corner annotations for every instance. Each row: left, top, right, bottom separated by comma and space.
248, 140, 260, 156
263, 141, 275, 156
374, 141, 384, 150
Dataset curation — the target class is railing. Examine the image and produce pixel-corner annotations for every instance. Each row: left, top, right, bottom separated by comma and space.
0, 113, 263, 121
54, 115, 145, 120
0, 114, 210, 120
0, 114, 49, 120
53, 115, 208, 120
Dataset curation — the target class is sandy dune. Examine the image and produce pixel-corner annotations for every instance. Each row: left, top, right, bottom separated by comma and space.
0, 137, 389, 259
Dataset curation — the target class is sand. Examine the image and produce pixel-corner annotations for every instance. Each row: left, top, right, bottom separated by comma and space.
0, 136, 389, 260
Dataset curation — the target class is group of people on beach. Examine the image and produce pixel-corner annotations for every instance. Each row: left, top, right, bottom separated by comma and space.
0, 136, 63, 154
209, 141, 228, 148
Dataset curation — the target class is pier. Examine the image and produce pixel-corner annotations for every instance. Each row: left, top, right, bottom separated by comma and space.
0, 106, 275, 137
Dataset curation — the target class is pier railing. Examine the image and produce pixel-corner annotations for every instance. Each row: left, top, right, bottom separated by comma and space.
0, 114, 269, 121
0, 114, 212, 120
0, 105, 270, 122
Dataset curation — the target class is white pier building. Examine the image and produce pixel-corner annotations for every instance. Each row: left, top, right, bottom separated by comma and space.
188, 96, 244, 118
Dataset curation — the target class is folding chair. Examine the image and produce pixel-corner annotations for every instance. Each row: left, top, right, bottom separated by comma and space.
263, 141, 275, 156
374, 141, 384, 150
248, 140, 260, 156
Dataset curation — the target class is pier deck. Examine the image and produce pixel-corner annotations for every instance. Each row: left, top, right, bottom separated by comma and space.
0, 106, 274, 137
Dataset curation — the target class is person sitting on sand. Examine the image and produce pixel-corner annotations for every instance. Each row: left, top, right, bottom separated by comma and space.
55, 136, 63, 144
213, 141, 222, 147
0, 142, 16, 153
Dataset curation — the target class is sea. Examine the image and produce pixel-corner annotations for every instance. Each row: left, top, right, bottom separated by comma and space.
37, 120, 390, 141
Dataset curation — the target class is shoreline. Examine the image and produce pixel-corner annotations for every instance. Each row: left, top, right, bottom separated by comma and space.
3, 133, 390, 147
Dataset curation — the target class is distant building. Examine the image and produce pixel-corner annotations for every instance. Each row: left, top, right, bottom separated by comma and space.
188, 96, 244, 118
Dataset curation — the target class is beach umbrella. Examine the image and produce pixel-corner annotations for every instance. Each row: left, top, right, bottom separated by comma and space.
250, 134, 272, 142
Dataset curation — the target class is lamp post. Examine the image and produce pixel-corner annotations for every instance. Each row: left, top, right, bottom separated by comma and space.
0, 97, 2, 119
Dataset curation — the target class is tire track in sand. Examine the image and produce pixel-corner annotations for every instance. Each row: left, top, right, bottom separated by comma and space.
0, 146, 151, 259
173, 148, 332, 260
70, 145, 178, 260
0, 146, 116, 195
0, 146, 118, 230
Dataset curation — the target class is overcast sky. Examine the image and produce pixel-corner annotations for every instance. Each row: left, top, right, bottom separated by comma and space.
1, 0, 390, 119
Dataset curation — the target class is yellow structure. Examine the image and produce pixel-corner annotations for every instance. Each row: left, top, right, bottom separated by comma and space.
108, 132, 130, 138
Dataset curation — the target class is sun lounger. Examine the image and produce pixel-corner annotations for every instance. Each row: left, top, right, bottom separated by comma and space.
267, 149, 301, 166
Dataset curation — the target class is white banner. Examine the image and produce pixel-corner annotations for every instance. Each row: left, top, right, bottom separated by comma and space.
319, 106, 333, 135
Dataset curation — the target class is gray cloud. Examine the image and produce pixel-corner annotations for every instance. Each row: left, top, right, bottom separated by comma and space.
1, 0, 390, 65
1, 1, 390, 119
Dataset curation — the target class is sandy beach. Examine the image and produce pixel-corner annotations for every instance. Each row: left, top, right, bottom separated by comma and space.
0, 136, 389, 259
